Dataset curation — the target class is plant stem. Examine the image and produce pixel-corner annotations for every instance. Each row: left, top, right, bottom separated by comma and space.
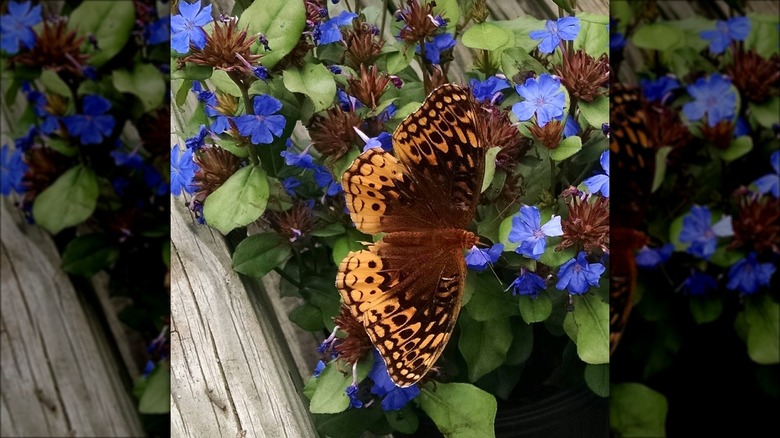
549, 149, 556, 193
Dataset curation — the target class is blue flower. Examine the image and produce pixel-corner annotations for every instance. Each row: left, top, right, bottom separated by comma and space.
529, 16, 581, 54
14, 125, 37, 151
253, 66, 269, 80
186, 124, 209, 150
312, 360, 326, 378
753, 150, 779, 197
635, 243, 674, 269
25, 89, 58, 133
314, 11, 357, 45
171, 145, 199, 196
563, 116, 580, 138
640, 76, 680, 103
555, 251, 606, 295
682, 270, 718, 296
313, 165, 342, 196
417, 33, 456, 64
361, 131, 393, 152
726, 252, 775, 295
469, 76, 511, 103
465, 243, 504, 272
508, 205, 563, 260
146, 16, 170, 45
63, 95, 116, 145
734, 116, 750, 137
368, 349, 420, 411
336, 89, 363, 111
345, 384, 363, 408
280, 142, 315, 169
700, 16, 751, 55
682, 74, 736, 127
512, 74, 565, 128
507, 269, 547, 298
282, 177, 300, 197
0, 1, 41, 55
583, 150, 609, 197
111, 146, 144, 169
1, 144, 27, 195
678, 205, 733, 260
171, 0, 213, 54
609, 19, 626, 50
233, 95, 286, 145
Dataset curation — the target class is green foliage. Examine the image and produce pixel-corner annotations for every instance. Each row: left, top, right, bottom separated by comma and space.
419, 383, 497, 438
68, 1, 135, 68
137, 362, 171, 414
61, 234, 120, 276
240, 0, 307, 69
203, 165, 270, 234
32, 165, 99, 234
113, 64, 166, 113
610, 383, 668, 437
232, 232, 292, 277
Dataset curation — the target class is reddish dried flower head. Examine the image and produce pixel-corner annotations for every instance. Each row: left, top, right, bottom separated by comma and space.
396, 0, 441, 44
214, 93, 239, 116
730, 193, 780, 254
644, 102, 691, 151
479, 104, 532, 172
343, 19, 385, 70
180, 16, 260, 74
347, 64, 391, 109
8, 18, 88, 77
225, 118, 253, 147
423, 65, 448, 94
529, 120, 564, 149
137, 108, 172, 159
700, 119, 735, 150
554, 50, 609, 102
266, 201, 316, 243
274, 35, 314, 71
21, 147, 70, 204
557, 191, 610, 256
333, 305, 373, 364
726, 49, 780, 103
308, 105, 363, 161
192, 145, 242, 203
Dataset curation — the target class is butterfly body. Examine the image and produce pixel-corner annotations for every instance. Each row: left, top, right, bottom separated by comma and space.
337, 84, 485, 387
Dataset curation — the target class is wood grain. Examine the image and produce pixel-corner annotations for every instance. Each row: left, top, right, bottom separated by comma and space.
0, 200, 144, 437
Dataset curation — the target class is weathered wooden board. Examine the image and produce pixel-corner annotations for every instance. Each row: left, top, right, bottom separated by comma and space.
1, 200, 144, 437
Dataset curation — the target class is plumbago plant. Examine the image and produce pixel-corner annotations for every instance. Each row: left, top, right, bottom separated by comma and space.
170, 0, 609, 435
610, 3, 779, 436
1, 0, 170, 434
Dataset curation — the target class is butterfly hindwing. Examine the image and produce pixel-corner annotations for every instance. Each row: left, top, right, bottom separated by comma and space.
336, 238, 465, 387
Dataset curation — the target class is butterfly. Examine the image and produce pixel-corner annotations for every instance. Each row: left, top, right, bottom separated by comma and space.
335, 84, 486, 387
609, 84, 655, 355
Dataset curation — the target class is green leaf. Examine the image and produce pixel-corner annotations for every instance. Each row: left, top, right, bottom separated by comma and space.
240, 0, 306, 69
578, 94, 609, 128
61, 234, 120, 276
745, 13, 780, 57
480, 147, 501, 193
112, 64, 166, 112
584, 364, 609, 397
138, 361, 170, 414
518, 293, 552, 323
175, 79, 193, 107
289, 303, 324, 331
549, 135, 582, 161
632, 22, 684, 51
384, 48, 413, 74
500, 47, 546, 81
283, 63, 337, 113
651, 146, 673, 193
564, 293, 609, 364
498, 214, 519, 252
464, 272, 519, 321
32, 165, 99, 234
689, 297, 723, 324
419, 383, 497, 438
68, 1, 135, 68
309, 359, 371, 414
232, 232, 292, 277
718, 135, 752, 162
492, 16, 546, 53
750, 96, 780, 129
540, 245, 577, 268
39, 70, 71, 97
739, 294, 780, 365
432, 0, 460, 32
458, 315, 512, 382
504, 319, 533, 365
461, 22, 512, 51
203, 165, 270, 234
311, 223, 346, 237
209, 70, 242, 97
332, 229, 368, 266
573, 13, 609, 56
610, 383, 667, 437
385, 405, 419, 435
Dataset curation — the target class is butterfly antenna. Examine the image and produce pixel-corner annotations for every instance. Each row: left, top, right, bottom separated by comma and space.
475, 246, 505, 289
